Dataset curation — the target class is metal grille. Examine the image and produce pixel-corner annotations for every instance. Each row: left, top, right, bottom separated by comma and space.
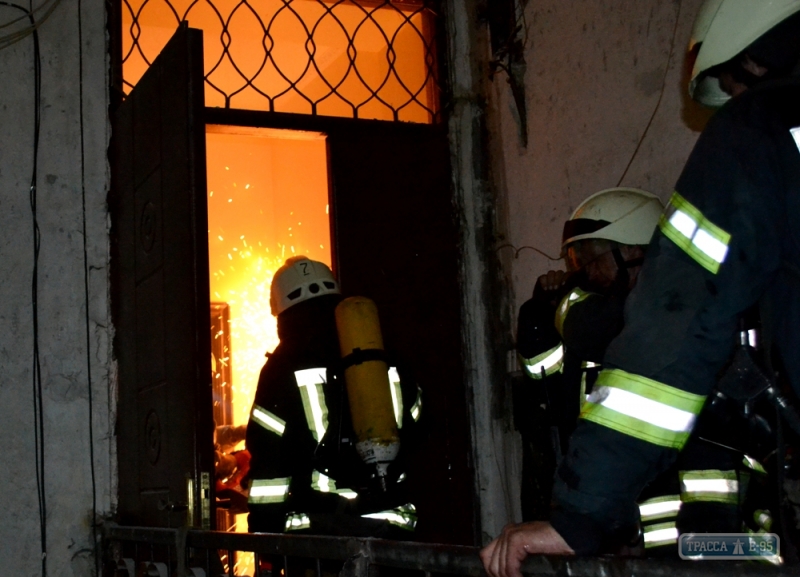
121, 0, 440, 123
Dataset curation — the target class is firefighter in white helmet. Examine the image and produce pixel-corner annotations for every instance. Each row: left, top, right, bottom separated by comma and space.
246, 257, 421, 561
515, 188, 662, 519
483, 0, 800, 569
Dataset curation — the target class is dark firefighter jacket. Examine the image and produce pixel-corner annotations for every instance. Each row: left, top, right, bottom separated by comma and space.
245, 294, 422, 536
517, 277, 626, 447
549, 76, 800, 554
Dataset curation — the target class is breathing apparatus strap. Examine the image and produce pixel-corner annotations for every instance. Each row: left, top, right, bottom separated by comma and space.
340, 347, 388, 370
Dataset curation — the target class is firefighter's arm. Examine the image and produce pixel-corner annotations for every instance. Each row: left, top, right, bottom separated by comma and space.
547, 105, 786, 553
517, 272, 572, 379
548, 419, 668, 553
246, 365, 302, 533
560, 292, 625, 361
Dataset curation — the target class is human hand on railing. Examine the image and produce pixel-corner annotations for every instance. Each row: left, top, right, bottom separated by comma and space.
479, 521, 574, 577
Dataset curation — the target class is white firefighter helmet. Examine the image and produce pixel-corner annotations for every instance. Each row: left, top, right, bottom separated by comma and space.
689, 0, 800, 107
562, 188, 664, 249
270, 256, 340, 316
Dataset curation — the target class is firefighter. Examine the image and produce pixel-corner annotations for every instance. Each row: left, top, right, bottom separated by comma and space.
481, 0, 800, 570
517, 189, 766, 556
514, 188, 662, 518
245, 256, 421, 542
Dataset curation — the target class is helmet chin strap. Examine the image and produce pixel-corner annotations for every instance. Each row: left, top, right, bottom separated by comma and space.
611, 247, 644, 293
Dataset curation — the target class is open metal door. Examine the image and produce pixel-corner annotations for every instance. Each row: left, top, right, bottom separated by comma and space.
328, 121, 475, 544
110, 23, 214, 528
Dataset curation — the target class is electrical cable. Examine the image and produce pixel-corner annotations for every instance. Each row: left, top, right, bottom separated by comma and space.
0, 0, 53, 30
616, 0, 683, 187
77, 0, 99, 574
0, 1, 47, 574
495, 243, 561, 261
0, 0, 61, 51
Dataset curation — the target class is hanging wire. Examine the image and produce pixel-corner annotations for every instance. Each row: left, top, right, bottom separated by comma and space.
0, 0, 61, 51
76, 0, 99, 573
0, 1, 47, 575
616, 0, 683, 187
496, 243, 561, 261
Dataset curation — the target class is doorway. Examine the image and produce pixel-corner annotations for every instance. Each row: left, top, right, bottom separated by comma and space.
111, 6, 475, 550
206, 126, 332, 573
206, 125, 331, 428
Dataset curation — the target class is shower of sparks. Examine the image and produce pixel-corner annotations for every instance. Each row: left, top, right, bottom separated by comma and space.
233, 515, 254, 575
206, 133, 330, 573
211, 235, 283, 428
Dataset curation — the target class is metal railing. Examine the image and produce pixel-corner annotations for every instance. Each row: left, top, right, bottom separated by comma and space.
103, 524, 794, 577
104, 524, 482, 577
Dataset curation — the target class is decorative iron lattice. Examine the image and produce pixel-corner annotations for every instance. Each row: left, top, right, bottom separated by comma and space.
121, 0, 440, 123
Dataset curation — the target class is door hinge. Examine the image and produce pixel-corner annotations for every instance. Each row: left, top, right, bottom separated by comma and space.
186, 472, 212, 529
200, 471, 211, 530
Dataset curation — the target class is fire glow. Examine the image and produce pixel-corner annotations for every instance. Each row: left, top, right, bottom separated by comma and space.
206, 125, 332, 573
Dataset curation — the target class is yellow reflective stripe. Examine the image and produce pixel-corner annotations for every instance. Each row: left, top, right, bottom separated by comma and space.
388, 366, 404, 428
251, 404, 286, 436
362, 503, 417, 531
284, 513, 311, 531
249, 477, 291, 504
294, 368, 329, 442
659, 191, 731, 274
519, 343, 564, 379
555, 288, 591, 336
643, 521, 678, 548
754, 509, 773, 532
410, 387, 422, 422
310, 470, 357, 499
743, 454, 767, 474
580, 372, 587, 408
680, 469, 738, 504
579, 361, 599, 406
580, 369, 705, 449
638, 494, 681, 522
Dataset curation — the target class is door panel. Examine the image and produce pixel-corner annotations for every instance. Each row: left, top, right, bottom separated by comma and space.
328, 122, 474, 545
111, 23, 214, 528
201, 107, 476, 545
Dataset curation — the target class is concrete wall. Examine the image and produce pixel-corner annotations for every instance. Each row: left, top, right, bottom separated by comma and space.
0, 2, 112, 575
490, 0, 713, 314
443, 0, 524, 545
471, 0, 716, 539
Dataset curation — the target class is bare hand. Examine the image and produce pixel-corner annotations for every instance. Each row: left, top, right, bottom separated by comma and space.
480, 522, 574, 577
536, 270, 567, 293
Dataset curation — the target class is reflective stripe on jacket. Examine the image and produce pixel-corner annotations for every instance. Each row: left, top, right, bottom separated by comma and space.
519, 343, 564, 379
580, 369, 705, 449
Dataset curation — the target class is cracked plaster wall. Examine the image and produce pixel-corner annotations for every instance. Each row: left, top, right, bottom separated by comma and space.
490, 0, 713, 315
0, 1, 113, 575
473, 0, 716, 536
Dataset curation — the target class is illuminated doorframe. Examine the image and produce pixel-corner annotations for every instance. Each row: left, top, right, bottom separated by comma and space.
104, 1, 504, 543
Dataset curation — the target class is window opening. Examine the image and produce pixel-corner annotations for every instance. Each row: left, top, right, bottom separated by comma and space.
207, 125, 331, 575
121, 0, 439, 122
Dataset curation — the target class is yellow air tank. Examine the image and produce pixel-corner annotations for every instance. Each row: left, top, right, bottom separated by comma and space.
335, 296, 400, 490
